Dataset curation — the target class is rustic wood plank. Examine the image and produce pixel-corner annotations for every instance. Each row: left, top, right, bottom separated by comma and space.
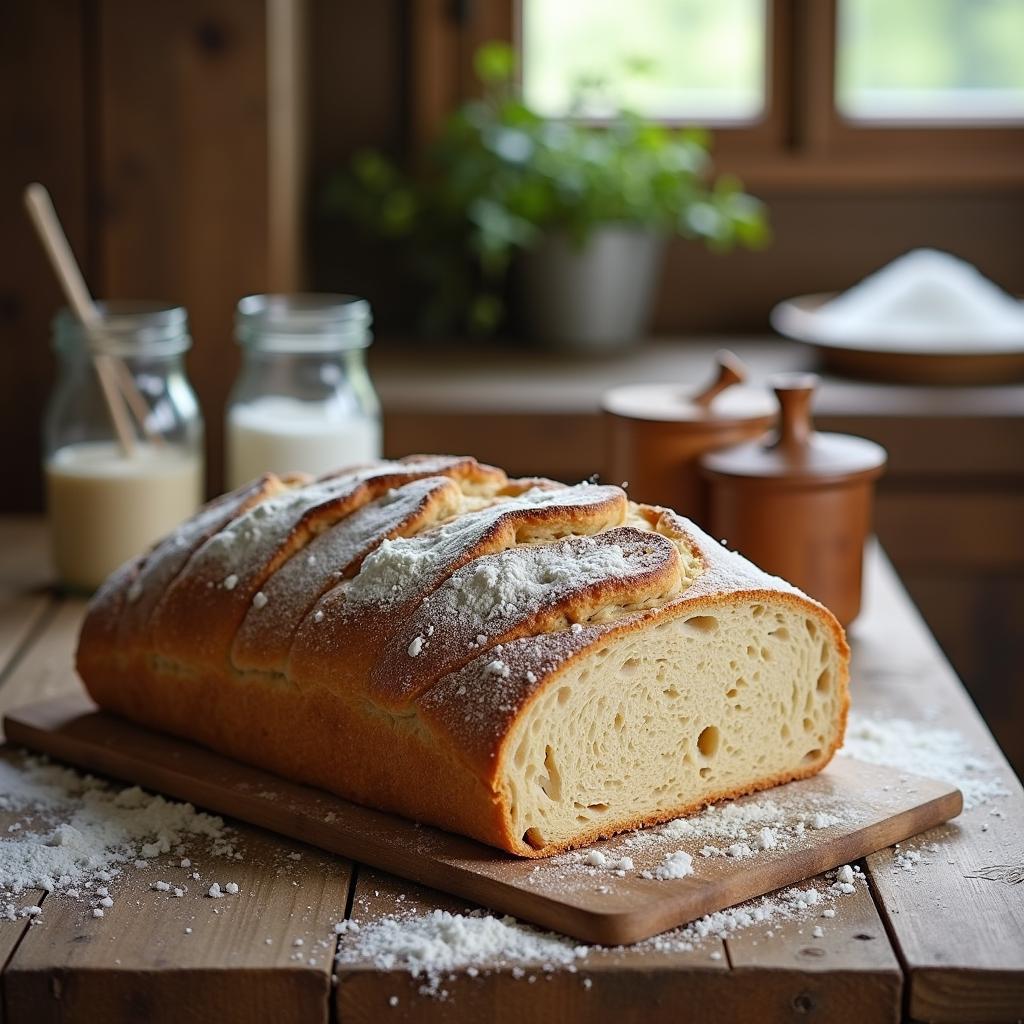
4, 816, 352, 1024
724, 877, 902, 1023
336, 866, 731, 1024
851, 547, 1024, 1022
96, 0, 273, 496
0, 2, 89, 514
0, 519, 55, 684
0, 599, 85, 731
0, 751, 47, 1024
337, 865, 903, 1023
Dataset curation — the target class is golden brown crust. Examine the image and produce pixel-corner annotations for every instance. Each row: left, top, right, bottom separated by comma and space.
77, 458, 850, 859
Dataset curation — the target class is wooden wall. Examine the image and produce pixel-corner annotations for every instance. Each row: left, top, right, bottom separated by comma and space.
0, 0, 295, 510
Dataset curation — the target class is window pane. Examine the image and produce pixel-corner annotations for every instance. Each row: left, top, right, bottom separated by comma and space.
837, 0, 1024, 121
520, 0, 766, 121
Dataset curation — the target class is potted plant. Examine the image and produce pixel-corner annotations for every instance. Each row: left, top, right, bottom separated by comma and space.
326, 42, 769, 350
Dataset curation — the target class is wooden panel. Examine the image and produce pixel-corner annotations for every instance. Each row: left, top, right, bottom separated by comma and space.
874, 493, 1024, 572
0, 599, 85, 733
95, 0, 274, 496
650, 193, 1024, 334
0, 518, 55, 680
267, 0, 307, 292
850, 549, 1024, 1022
0, 1, 89, 514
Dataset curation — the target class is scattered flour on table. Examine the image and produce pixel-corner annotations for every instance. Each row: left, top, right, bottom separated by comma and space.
335, 865, 865, 999
0, 753, 239, 921
842, 713, 1009, 810
335, 908, 588, 998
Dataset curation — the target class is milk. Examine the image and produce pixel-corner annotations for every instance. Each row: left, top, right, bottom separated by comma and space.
46, 442, 204, 591
226, 396, 381, 489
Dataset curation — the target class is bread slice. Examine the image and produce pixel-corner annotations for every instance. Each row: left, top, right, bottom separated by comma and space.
76, 455, 849, 858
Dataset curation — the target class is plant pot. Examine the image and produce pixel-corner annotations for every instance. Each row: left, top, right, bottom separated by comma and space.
518, 227, 665, 352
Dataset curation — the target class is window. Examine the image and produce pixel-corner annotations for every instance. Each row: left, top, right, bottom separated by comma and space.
520, 0, 767, 122
837, 0, 1024, 122
411, 0, 1024, 186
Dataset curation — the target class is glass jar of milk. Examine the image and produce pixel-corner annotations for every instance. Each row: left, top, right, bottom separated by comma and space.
226, 294, 381, 488
44, 303, 205, 591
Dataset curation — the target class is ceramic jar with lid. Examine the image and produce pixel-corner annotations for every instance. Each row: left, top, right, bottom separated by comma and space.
700, 373, 887, 626
602, 351, 776, 521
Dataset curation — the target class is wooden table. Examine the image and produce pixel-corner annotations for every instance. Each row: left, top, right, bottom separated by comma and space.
0, 519, 1021, 1024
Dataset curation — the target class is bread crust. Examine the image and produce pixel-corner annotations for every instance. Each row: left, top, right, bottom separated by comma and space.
76, 457, 850, 858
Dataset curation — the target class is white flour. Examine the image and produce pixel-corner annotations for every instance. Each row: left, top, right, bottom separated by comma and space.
335, 908, 588, 997
0, 754, 238, 914
841, 713, 1009, 810
336, 864, 865, 997
815, 248, 1024, 346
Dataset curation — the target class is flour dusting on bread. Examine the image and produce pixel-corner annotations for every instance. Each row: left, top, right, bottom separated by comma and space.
77, 454, 850, 858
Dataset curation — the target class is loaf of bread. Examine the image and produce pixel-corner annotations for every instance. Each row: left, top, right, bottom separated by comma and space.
77, 455, 849, 857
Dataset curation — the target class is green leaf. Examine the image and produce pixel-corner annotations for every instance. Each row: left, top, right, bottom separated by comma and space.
474, 41, 516, 85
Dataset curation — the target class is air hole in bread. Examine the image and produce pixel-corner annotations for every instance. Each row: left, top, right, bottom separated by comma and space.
699, 767, 712, 779
613, 712, 625, 731
761, 646, 772, 662
726, 687, 738, 699
621, 657, 641, 675
751, 604, 765, 618
683, 615, 719, 635
539, 745, 562, 801
803, 717, 814, 732
557, 687, 571, 706
663, 686, 680, 698
769, 626, 790, 641
803, 747, 822, 763
806, 619, 818, 640
697, 725, 720, 759
523, 827, 546, 850
817, 667, 833, 693
781, 723, 791, 740
587, 802, 609, 813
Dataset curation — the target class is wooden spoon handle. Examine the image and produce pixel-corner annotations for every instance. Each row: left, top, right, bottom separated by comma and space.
692, 350, 746, 408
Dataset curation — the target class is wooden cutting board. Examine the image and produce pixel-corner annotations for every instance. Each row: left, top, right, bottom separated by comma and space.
4, 694, 962, 946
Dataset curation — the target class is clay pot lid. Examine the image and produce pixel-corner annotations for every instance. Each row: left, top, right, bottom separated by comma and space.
700, 373, 887, 485
602, 350, 776, 427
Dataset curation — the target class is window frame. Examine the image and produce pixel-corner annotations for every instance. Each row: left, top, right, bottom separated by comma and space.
408, 0, 1024, 190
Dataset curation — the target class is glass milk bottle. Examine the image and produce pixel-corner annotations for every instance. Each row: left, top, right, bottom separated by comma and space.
44, 303, 205, 591
225, 294, 381, 488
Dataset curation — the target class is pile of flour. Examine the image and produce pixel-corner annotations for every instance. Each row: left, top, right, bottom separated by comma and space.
814, 249, 1024, 346
0, 754, 238, 917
